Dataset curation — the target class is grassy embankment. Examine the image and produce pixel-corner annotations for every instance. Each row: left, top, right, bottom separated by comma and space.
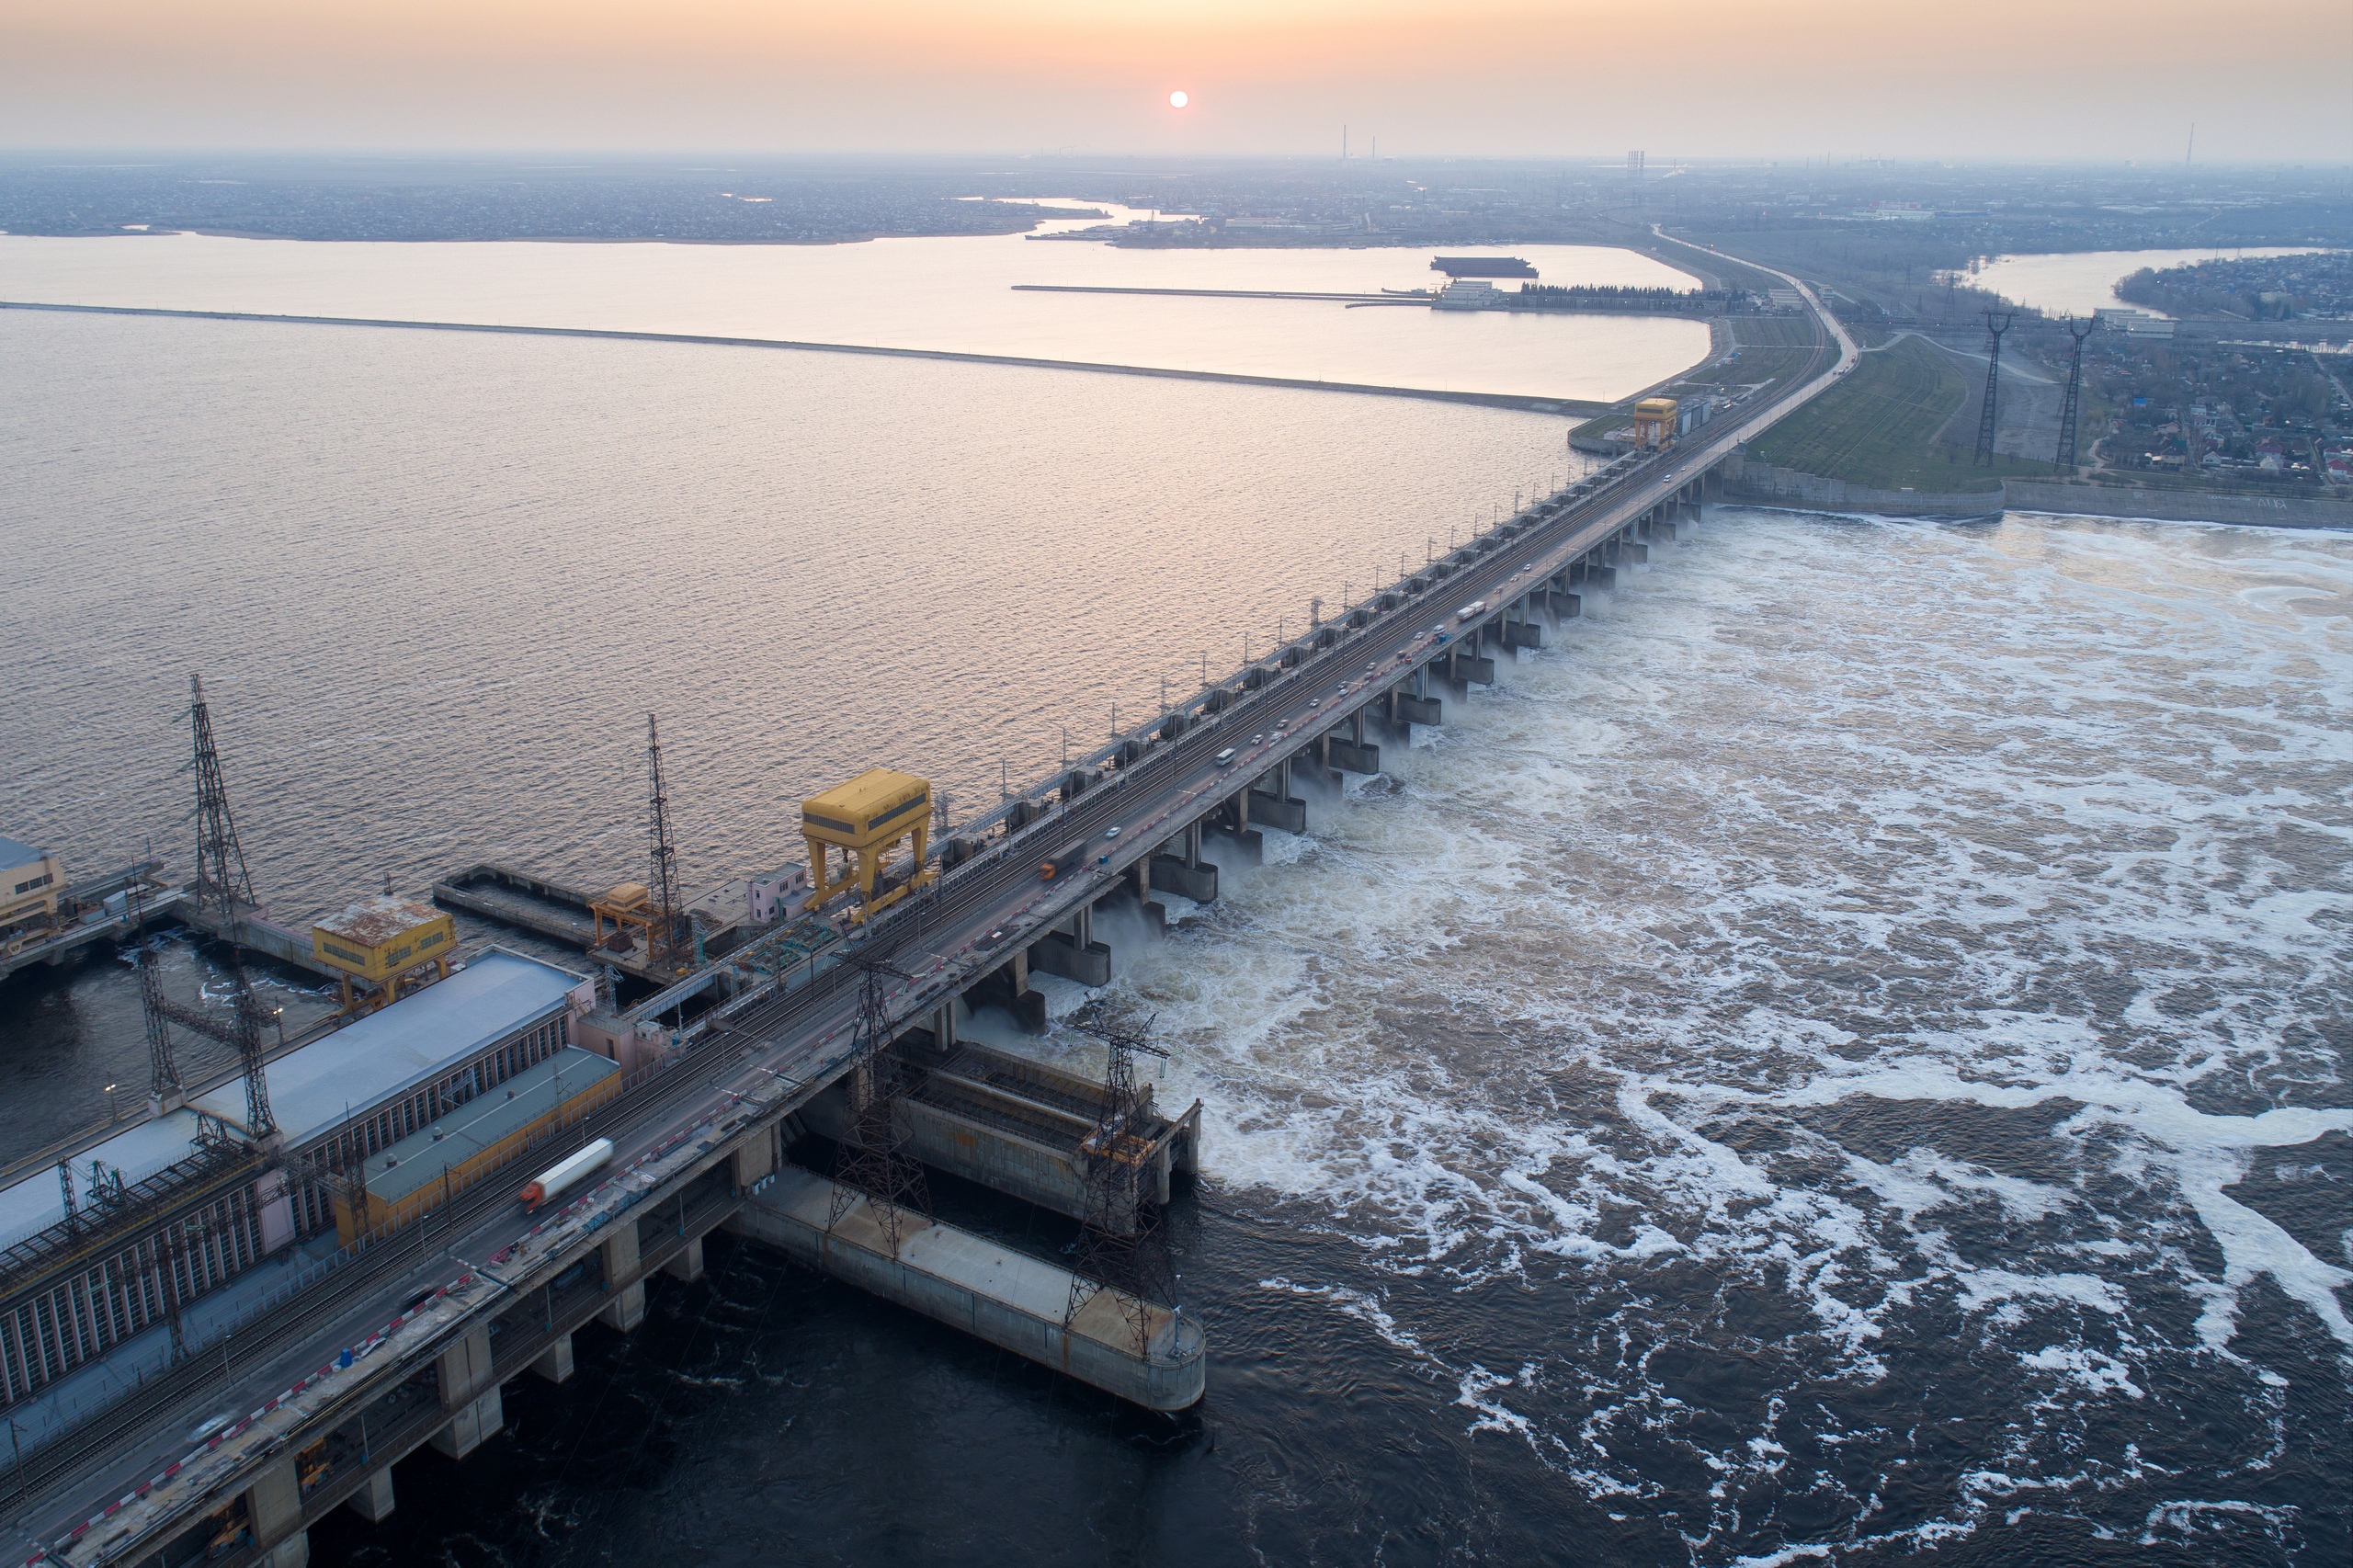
1748, 335, 2050, 493
1570, 315, 1822, 443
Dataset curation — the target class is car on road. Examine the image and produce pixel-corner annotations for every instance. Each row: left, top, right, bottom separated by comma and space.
1105, 826, 1120, 838
188, 1414, 233, 1446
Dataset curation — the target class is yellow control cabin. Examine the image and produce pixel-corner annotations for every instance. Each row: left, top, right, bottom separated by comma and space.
801, 768, 935, 921
311, 895, 456, 1012
2, 837, 64, 945
1631, 396, 1679, 448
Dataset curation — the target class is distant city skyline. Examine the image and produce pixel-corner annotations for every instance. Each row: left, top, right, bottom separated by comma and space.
4, 0, 2347, 161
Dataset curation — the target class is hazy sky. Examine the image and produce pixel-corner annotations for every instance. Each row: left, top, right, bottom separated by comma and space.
6, 0, 2348, 160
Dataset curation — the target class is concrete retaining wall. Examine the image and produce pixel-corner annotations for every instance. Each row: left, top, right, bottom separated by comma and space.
731, 1167, 1206, 1410
1721, 459, 2353, 528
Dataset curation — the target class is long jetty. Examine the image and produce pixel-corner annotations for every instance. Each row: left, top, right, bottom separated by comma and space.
4, 263, 1857, 1568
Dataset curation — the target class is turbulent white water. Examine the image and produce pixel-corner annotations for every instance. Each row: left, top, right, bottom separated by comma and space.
1017, 510, 2353, 1559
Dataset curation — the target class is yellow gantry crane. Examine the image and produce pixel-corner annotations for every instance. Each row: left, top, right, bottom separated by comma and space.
801, 768, 935, 922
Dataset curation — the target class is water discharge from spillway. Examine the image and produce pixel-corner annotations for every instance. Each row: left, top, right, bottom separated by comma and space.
1008, 508, 2353, 1556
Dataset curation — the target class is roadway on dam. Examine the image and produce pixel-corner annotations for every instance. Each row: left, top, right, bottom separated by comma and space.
7, 269, 1853, 1567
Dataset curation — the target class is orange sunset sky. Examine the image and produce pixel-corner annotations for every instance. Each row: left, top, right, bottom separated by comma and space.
4, 0, 2348, 158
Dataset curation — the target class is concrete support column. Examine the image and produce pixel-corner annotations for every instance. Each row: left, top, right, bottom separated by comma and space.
599, 1223, 646, 1334
932, 1002, 956, 1053
530, 1333, 574, 1385
346, 1467, 395, 1524
244, 1458, 309, 1568
664, 1236, 705, 1284
430, 1322, 505, 1460
732, 1129, 777, 1191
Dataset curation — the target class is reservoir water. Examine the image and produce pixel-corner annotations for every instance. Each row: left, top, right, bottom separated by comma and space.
1970, 246, 2327, 320
4, 290, 2349, 1564
0, 205, 1710, 403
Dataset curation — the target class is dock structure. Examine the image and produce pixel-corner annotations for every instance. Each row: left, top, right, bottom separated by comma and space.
0, 857, 188, 983
3, 267, 1857, 1568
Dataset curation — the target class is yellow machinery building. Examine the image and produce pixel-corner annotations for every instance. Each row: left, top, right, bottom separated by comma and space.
311, 895, 457, 1012
2, 836, 64, 945
1631, 396, 1679, 448
330, 1046, 620, 1245
801, 768, 935, 921
589, 881, 659, 955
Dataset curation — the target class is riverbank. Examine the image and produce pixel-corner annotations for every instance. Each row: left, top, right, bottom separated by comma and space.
1719, 457, 2353, 528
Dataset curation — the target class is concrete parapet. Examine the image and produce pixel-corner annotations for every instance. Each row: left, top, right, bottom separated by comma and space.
967, 950, 1049, 1032
430, 1323, 504, 1460
530, 1333, 574, 1384
732, 1167, 1206, 1411
346, 1467, 395, 1524
244, 1457, 308, 1568
1029, 930, 1112, 987
1246, 790, 1306, 834
1149, 854, 1218, 903
1209, 825, 1264, 866
598, 1225, 647, 1332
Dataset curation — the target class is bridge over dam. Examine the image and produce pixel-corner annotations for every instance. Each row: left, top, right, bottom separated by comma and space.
6, 267, 1853, 1568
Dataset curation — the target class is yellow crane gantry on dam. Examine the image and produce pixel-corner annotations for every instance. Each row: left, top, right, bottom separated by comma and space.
801, 767, 936, 922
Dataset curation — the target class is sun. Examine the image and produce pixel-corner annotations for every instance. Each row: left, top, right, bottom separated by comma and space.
1168, 90, 1189, 109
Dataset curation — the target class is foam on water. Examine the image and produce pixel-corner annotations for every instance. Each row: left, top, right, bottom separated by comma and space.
1030, 510, 2353, 1560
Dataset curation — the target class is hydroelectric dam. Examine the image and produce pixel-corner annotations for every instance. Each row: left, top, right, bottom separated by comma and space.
3, 267, 1852, 1568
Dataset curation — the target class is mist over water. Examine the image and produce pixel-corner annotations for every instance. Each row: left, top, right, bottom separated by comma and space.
5, 302, 2350, 1563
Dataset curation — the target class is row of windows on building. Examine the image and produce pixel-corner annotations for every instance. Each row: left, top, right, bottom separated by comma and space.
0, 1189, 264, 1406
1, 1012, 577, 1410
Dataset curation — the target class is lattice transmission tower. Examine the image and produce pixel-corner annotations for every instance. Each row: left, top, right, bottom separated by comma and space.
186, 674, 255, 929
1972, 311, 2014, 466
2053, 315, 2094, 473
644, 712, 688, 972
828, 953, 931, 1256
1063, 1014, 1178, 1358
172, 673, 278, 1140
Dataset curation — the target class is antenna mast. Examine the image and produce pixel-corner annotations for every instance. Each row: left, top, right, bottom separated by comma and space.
1972, 311, 2014, 466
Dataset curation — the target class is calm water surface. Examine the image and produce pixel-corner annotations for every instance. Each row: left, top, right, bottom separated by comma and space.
1971, 247, 2327, 319
0, 204, 1710, 402
4, 309, 2350, 1565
